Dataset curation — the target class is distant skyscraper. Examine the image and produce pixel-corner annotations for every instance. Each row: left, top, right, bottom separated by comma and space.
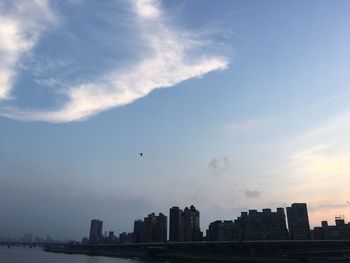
154, 213, 167, 242
182, 205, 203, 242
133, 220, 143, 243
169, 206, 184, 242
140, 213, 156, 243
119, 232, 128, 243
133, 212, 167, 243
89, 219, 103, 244
286, 203, 310, 240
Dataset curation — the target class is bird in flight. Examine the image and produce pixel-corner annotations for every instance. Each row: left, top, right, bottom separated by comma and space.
139, 153, 143, 157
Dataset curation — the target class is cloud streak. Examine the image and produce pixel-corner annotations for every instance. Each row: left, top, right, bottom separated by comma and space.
0, 0, 229, 122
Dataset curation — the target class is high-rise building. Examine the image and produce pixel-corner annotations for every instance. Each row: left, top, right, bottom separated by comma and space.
133, 220, 143, 243
140, 213, 156, 243
169, 206, 184, 242
286, 203, 310, 240
133, 212, 167, 243
182, 205, 203, 241
154, 213, 167, 242
169, 205, 203, 242
89, 219, 103, 244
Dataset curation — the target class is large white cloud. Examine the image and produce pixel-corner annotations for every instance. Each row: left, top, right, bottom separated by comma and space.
0, 0, 229, 122
0, 0, 56, 100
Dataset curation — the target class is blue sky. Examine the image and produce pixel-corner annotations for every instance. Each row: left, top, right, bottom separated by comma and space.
0, 0, 350, 240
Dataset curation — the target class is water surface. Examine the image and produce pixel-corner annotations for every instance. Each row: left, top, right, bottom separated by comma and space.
0, 246, 154, 263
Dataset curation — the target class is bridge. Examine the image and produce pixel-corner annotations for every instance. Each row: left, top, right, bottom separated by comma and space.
0, 241, 66, 248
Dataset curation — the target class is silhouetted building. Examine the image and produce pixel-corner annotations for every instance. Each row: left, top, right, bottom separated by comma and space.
89, 219, 103, 244
314, 217, 350, 240
169, 206, 184, 242
182, 205, 203, 241
133, 220, 143, 243
236, 208, 288, 240
127, 232, 133, 243
287, 203, 310, 240
140, 214, 155, 243
106, 231, 117, 243
119, 232, 128, 243
82, 237, 89, 245
133, 212, 167, 243
207, 220, 242, 241
108, 231, 114, 239
169, 205, 203, 242
154, 213, 167, 242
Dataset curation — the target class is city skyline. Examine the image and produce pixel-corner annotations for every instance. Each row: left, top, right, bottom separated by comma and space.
1, 201, 350, 242
85, 202, 350, 244
1, 0, 350, 240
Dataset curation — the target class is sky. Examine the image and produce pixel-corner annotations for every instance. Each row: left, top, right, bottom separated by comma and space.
0, 0, 350, 240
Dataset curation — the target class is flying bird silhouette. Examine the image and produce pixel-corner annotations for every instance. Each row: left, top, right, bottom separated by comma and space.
139, 153, 143, 157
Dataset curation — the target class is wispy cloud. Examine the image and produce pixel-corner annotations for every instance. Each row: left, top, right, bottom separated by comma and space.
309, 202, 349, 212
228, 118, 263, 135
0, 0, 56, 100
280, 110, 350, 211
0, 0, 229, 122
289, 111, 350, 176
291, 144, 333, 161
245, 189, 261, 199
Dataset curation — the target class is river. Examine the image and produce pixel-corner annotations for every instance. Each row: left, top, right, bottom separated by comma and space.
0, 246, 166, 263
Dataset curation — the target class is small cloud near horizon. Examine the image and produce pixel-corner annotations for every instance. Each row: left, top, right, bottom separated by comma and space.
245, 189, 261, 199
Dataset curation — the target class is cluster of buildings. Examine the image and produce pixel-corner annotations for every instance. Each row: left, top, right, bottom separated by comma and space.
1, 234, 59, 244
85, 203, 350, 244
84, 219, 130, 245
207, 204, 310, 241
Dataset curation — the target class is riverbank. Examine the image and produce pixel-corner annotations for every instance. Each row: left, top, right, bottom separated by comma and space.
45, 246, 300, 262
44, 240, 350, 262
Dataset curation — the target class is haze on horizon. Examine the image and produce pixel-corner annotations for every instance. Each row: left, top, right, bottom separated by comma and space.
0, 0, 350, 240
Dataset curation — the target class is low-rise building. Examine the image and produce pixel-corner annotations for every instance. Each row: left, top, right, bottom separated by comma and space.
207, 220, 242, 241
314, 217, 350, 240
236, 208, 289, 240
